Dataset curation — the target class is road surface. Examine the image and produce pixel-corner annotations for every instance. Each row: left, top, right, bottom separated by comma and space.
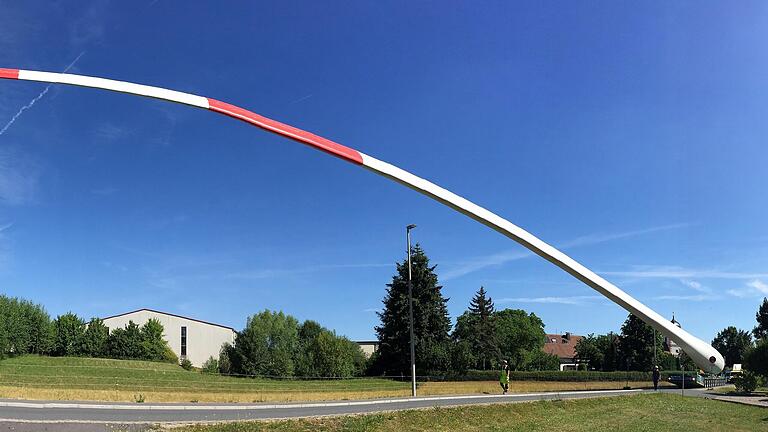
0, 388, 707, 431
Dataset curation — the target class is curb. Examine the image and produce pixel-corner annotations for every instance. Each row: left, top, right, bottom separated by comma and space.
0, 389, 643, 411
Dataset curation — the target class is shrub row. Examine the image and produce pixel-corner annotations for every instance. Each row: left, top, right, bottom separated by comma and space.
423, 369, 698, 382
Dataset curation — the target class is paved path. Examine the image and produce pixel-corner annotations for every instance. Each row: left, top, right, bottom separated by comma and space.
0, 388, 655, 431
706, 392, 768, 408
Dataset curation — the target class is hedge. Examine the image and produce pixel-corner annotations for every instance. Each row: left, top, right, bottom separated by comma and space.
416, 369, 695, 382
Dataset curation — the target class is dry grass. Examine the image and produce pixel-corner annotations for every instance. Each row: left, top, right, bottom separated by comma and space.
0, 385, 413, 403
0, 381, 673, 403
418, 380, 674, 396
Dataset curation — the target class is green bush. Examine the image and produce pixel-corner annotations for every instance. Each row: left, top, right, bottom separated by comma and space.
436, 369, 668, 382
295, 321, 366, 378
107, 321, 143, 359
733, 371, 761, 393
53, 313, 85, 356
202, 356, 219, 374
180, 358, 194, 371
81, 318, 109, 357
162, 345, 179, 364
218, 343, 233, 375
139, 319, 170, 361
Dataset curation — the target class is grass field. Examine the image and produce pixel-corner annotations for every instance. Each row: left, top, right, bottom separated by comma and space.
160, 393, 768, 432
0, 355, 669, 403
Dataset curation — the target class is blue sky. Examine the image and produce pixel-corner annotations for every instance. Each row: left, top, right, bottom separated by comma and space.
1, 2, 767, 343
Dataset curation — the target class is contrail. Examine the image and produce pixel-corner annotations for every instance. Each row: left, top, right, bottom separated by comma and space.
0, 52, 85, 137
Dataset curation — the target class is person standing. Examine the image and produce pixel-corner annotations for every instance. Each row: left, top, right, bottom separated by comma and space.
499, 359, 510, 394
652, 365, 661, 391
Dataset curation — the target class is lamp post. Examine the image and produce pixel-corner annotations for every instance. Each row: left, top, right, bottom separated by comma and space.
406, 224, 417, 397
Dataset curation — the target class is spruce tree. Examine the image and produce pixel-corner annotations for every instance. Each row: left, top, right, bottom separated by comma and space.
754, 298, 768, 340
454, 287, 499, 369
374, 244, 451, 375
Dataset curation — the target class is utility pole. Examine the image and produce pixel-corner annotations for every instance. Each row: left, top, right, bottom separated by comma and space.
406, 224, 417, 397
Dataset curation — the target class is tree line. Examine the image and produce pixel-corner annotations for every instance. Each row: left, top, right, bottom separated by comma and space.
217, 310, 367, 378
0, 295, 176, 362
368, 245, 559, 377
574, 297, 768, 376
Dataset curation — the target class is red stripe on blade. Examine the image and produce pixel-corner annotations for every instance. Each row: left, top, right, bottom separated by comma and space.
0, 69, 19, 80
207, 98, 363, 165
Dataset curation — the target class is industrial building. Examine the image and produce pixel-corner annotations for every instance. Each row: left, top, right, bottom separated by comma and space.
102, 309, 236, 368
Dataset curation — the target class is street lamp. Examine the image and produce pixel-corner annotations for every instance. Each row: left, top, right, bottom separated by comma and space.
406, 224, 417, 397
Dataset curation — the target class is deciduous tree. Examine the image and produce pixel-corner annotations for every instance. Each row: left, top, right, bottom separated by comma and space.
493, 309, 546, 370
53, 313, 85, 356
231, 310, 299, 377
617, 314, 664, 371
711, 326, 753, 368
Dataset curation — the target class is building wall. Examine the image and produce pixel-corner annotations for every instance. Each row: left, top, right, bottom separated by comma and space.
356, 342, 379, 358
102, 310, 236, 368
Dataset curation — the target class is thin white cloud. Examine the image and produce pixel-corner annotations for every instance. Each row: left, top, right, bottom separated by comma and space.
747, 279, 768, 294
558, 223, 691, 248
600, 266, 768, 280
226, 263, 391, 280
442, 223, 690, 281
726, 279, 768, 298
0, 222, 12, 271
655, 294, 713, 302
496, 295, 604, 305
680, 279, 712, 293
441, 250, 533, 281
0, 52, 84, 137
0, 148, 40, 206
93, 122, 128, 142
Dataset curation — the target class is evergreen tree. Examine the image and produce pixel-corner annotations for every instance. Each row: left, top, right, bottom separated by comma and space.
374, 244, 452, 375
453, 287, 499, 369
754, 298, 768, 340
468, 287, 499, 369
617, 314, 664, 371
711, 326, 753, 368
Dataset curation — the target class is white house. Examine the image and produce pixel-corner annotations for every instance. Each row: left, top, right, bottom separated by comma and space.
102, 309, 236, 368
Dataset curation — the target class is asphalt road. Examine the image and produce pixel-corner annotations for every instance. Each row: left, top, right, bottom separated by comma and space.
0, 388, 703, 431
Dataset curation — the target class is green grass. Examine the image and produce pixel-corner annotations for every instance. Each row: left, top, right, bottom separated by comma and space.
162, 393, 768, 432
0, 355, 672, 403
0, 355, 408, 402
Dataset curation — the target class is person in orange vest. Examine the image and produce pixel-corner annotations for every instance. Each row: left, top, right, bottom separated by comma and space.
499, 359, 510, 394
